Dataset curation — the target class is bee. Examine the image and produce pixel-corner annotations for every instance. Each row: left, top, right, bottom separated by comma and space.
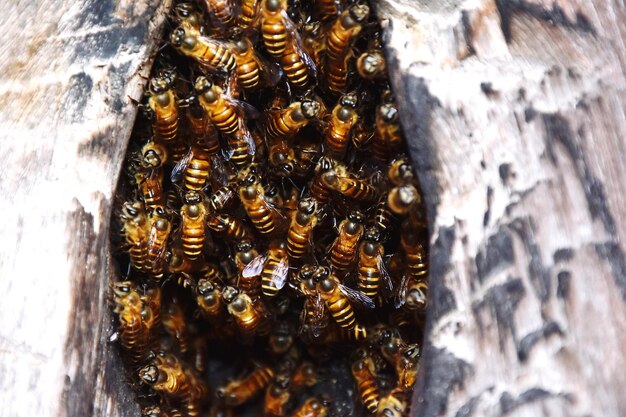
187, 103, 221, 156
174, 2, 204, 36
268, 320, 295, 355
372, 194, 397, 236
315, 266, 374, 329
289, 361, 318, 391
166, 247, 204, 283
302, 21, 326, 67
208, 184, 238, 212
196, 278, 225, 321
387, 155, 415, 186
138, 352, 209, 417
287, 197, 319, 262
216, 364, 275, 406
264, 375, 291, 417
162, 297, 189, 354
324, 92, 359, 160
142, 405, 184, 417
400, 228, 428, 283
265, 99, 322, 142
222, 286, 269, 335
238, 0, 261, 31
141, 140, 169, 169
388, 184, 420, 215
243, 240, 289, 298
135, 168, 165, 211
147, 75, 179, 142
238, 174, 285, 235
351, 120, 375, 150
320, 164, 378, 203
195, 77, 245, 136
268, 138, 297, 177
180, 191, 209, 260
324, 4, 370, 94
356, 50, 387, 81
171, 146, 212, 191
380, 338, 420, 390
203, 0, 236, 32
351, 356, 380, 414
308, 156, 336, 206
376, 388, 409, 417
326, 323, 369, 343
261, 0, 317, 90
356, 226, 393, 299
207, 212, 253, 242
119, 201, 149, 271
292, 398, 328, 417
111, 281, 157, 364
234, 239, 261, 272
232, 36, 282, 91
170, 27, 236, 73
146, 206, 172, 279
328, 211, 365, 278
373, 102, 403, 162
297, 266, 330, 338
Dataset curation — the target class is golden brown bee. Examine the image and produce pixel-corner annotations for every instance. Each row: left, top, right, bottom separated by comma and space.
208, 184, 238, 212
292, 398, 328, 417
112, 281, 157, 364
238, 0, 261, 31
170, 27, 236, 73
195, 77, 245, 136
196, 278, 225, 321
268, 138, 297, 177
187, 103, 221, 156
324, 92, 359, 160
373, 102, 403, 162
222, 286, 268, 335
320, 164, 378, 203
351, 356, 380, 414
297, 266, 330, 338
356, 226, 393, 299
261, 0, 317, 90
260, 241, 290, 297
234, 239, 261, 271
147, 75, 179, 142
232, 36, 282, 91
171, 146, 212, 191
265, 99, 322, 142
138, 352, 209, 417
387, 155, 415, 187
174, 2, 204, 36
329, 211, 365, 278
135, 168, 165, 212
356, 50, 387, 81
207, 212, 253, 242
264, 376, 291, 417
308, 157, 335, 206
166, 247, 204, 282
302, 21, 326, 67
315, 266, 374, 329
400, 228, 428, 283
203, 0, 236, 32
376, 387, 409, 417
119, 201, 149, 271
180, 191, 209, 260
324, 4, 370, 94
216, 364, 275, 406
287, 197, 319, 261
351, 119, 375, 150
141, 140, 169, 169
396, 276, 428, 313
380, 337, 420, 390
239, 174, 285, 236
162, 297, 189, 354
146, 206, 172, 279
388, 184, 420, 215
326, 323, 369, 343
373, 194, 396, 236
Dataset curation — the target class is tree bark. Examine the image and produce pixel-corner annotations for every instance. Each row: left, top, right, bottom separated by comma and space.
0, 1, 624, 417
374, 1, 626, 416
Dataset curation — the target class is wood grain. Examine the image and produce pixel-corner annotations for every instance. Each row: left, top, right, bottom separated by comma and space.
374, 0, 626, 416
0, 1, 171, 416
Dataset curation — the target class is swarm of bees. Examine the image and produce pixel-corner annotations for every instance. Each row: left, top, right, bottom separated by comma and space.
110, 0, 429, 416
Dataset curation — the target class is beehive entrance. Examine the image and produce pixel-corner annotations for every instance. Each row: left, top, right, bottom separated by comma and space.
110, 1, 430, 416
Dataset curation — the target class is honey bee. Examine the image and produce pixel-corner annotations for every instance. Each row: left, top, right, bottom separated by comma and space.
356, 50, 387, 81
373, 102, 403, 162
196, 278, 225, 321
135, 168, 165, 211
396, 276, 428, 312
324, 92, 359, 160
170, 27, 236, 73
320, 164, 378, 203
264, 375, 291, 417
147, 75, 179, 142
292, 398, 328, 417
242, 240, 289, 298
287, 197, 319, 261
356, 226, 393, 299
329, 211, 365, 278
268, 138, 297, 177
222, 286, 269, 335
376, 388, 408, 417
307, 156, 335, 206
238, 0, 261, 31
138, 351, 209, 417
146, 206, 172, 279
380, 337, 420, 390
351, 356, 380, 414
180, 191, 209, 260
187, 103, 221, 156
207, 212, 253, 242
238, 174, 285, 236
170, 145, 212, 191
387, 155, 415, 186
302, 21, 326, 67
166, 247, 204, 283
261, 0, 317, 90
326, 323, 369, 343
315, 266, 374, 329
195, 77, 247, 136
232, 36, 282, 91
400, 228, 428, 283
351, 120, 375, 150
234, 240, 260, 271
174, 2, 204, 36
208, 184, 238, 212
387, 184, 420, 215
324, 4, 370, 94
216, 364, 275, 406
141, 140, 169, 169
372, 194, 396, 237
162, 297, 189, 354
203, 0, 236, 32
265, 99, 322, 142
297, 267, 330, 338
119, 201, 149, 271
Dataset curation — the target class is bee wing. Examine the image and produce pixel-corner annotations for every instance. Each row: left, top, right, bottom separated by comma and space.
281, 10, 317, 78
308, 294, 326, 337
222, 94, 261, 119
194, 36, 236, 73
270, 257, 290, 290
242, 254, 268, 278
339, 283, 376, 309
254, 50, 283, 87
378, 255, 394, 300
394, 273, 410, 309
170, 148, 193, 183
222, 123, 257, 161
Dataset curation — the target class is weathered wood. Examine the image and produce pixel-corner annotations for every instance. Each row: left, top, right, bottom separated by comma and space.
374, 0, 626, 416
0, 1, 171, 416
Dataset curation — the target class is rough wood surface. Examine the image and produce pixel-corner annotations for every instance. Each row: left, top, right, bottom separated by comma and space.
374, 0, 626, 416
0, 1, 171, 416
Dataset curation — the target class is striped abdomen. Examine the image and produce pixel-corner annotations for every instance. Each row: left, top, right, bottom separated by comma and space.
225, 132, 253, 169
352, 359, 380, 414
184, 148, 211, 190
280, 48, 310, 90
181, 208, 207, 260
322, 288, 356, 329
261, 15, 288, 57
191, 40, 236, 72
334, 177, 377, 202
239, 0, 260, 30
287, 218, 315, 261
309, 175, 332, 206
151, 92, 179, 142
236, 52, 261, 91
357, 251, 381, 298
329, 232, 362, 277
209, 98, 239, 135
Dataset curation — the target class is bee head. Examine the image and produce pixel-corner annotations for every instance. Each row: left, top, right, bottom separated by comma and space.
379, 103, 398, 123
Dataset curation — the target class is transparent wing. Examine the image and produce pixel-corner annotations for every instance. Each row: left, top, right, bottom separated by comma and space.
394, 273, 410, 309
270, 257, 290, 290
281, 10, 317, 78
170, 148, 193, 183
254, 50, 283, 87
309, 293, 327, 337
242, 254, 267, 278
378, 255, 394, 301
339, 283, 375, 309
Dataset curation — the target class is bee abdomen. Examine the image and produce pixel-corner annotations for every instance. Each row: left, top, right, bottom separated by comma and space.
357, 265, 380, 297
155, 110, 179, 142
281, 51, 310, 89
212, 107, 238, 135
327, 297, 356, 328
185, 160, 211, 190
262, 21, 288, 56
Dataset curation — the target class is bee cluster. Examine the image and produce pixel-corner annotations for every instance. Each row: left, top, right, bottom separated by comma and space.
111, 0, 429, 416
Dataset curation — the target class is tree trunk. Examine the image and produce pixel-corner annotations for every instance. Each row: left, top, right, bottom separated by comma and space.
0, 1, 624, 417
